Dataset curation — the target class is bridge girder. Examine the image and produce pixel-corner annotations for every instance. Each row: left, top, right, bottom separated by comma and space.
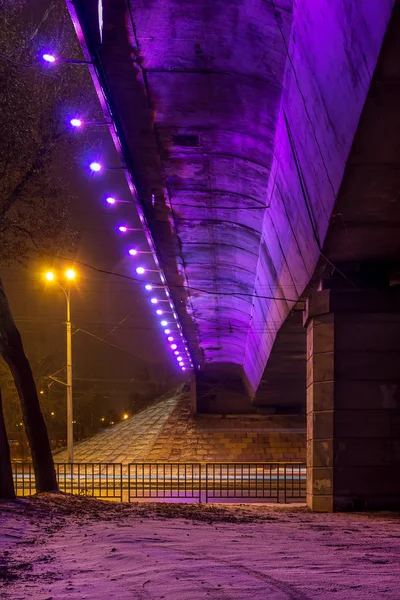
68, 0, 395, 404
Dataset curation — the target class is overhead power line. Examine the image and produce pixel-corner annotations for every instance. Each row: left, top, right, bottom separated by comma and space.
53, 254, 300, 303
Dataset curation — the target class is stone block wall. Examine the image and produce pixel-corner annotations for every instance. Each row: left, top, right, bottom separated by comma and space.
55, 387, 305, 464
146, 395, 305, 463
305, 289, 400, 511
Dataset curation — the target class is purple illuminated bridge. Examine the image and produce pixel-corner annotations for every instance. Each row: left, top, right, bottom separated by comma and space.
67, 1, 398, 415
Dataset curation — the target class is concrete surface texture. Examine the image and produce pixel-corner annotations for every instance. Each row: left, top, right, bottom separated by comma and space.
1, 497, 400, 599
54, 387, 305, 463
69, 0, 396, 401
305, 289, 400, 512
261, 1, 400, 413
243, 0, 394, 393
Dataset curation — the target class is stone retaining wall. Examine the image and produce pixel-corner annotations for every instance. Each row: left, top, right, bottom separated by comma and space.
55, 388, 305, 464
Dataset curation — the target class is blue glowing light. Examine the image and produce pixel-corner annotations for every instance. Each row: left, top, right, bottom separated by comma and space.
43, 54, 56, 63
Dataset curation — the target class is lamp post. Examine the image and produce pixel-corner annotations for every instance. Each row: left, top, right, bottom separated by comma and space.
45, 269, 76, 463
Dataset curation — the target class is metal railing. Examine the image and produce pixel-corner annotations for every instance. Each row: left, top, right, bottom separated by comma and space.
12, 462, 123, 502
12, 462, 36, 497
56, 463, 123, 501
128, 463, 202, 502
12, 462, 306, 504
204, 463, 306, 503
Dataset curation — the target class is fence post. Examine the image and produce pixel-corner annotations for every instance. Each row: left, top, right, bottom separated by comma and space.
277, 464, 280, 503
284, 464, 287, 504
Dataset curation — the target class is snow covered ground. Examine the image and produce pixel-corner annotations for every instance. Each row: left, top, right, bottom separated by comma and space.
1, 495, 399, 599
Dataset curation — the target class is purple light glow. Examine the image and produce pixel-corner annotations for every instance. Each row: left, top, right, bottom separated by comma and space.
70, 118, 82, 127
174, 351, 179, 356
43, 53, 56, 63
167, 336, 174, 341
118, 226, 128, 233
145, 284, 152, 291
106, 197, 116, 205
128, 248, 137, 256
171, 344, 177, 350
156, 309, 163, 315
181, 367, 186, 371
164, 329, 170, 334
161, 320, 168, 327
150, 298, 158, 304
176, 356, 182, 362
89, 162, 102, 172
136, 266, 145, 274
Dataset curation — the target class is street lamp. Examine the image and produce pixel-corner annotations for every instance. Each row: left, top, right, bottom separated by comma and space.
45, 269, 76, 463
70, 118, 112, 128
42, 53, 91, 65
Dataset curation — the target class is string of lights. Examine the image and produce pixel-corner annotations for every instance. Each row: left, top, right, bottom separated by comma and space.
40, 49, 193, 373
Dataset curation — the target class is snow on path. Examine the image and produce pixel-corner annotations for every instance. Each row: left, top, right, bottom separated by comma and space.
1, 497, 400, 599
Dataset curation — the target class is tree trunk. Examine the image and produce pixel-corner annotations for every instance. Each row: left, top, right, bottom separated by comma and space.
0, 277, 58, 492
0, 387, 15, 499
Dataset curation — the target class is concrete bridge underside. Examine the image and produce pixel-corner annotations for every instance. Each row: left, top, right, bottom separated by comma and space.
68, 0, 400, 509
70, 0, 393, 396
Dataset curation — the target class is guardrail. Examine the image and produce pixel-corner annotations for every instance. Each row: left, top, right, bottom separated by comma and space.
12, 462, 306, 504
204, 463, 305, 503
128, 463, 202, 502
12, 462, 124, 501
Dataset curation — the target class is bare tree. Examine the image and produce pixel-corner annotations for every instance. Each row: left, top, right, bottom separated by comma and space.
0, 388, 14, 499
0, 0, 99, 495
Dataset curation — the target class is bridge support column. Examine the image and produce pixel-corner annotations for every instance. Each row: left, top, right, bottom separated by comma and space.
304, 288, 400, 512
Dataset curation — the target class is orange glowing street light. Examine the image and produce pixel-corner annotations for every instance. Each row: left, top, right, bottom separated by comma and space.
44, 268, 77, 462
65, 269, 76, 280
